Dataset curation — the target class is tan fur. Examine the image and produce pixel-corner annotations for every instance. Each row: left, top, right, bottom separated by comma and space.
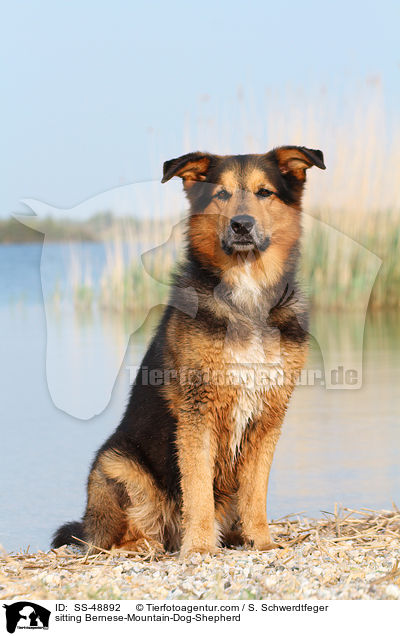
84, 465, 128, 550
189, 164, 301, 291
219, 168, 241, 191
179, 157, 210, 184
275, 147, 312, 179
74, 147, 321, 557
100, 450, 181, 552
161, 294, 307, 553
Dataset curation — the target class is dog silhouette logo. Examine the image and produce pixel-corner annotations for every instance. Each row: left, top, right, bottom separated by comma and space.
15, 189, 381, 419
3, 602, 50, 633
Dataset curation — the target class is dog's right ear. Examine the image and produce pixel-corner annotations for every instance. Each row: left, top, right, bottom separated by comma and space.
161, 152, 212, 187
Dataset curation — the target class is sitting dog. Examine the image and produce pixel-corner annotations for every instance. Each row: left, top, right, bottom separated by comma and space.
52, 146, 325, 556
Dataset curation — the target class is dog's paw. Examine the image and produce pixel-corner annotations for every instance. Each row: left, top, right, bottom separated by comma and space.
221, 529, 245, 548
180, 538, 217, 559
114, 538, 165, 557
243, 526, 282, 551
251, 539, 282, 551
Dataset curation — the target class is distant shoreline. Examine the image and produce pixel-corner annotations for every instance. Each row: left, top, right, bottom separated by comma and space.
2, 210, 400, 311
0, 212, 139, 244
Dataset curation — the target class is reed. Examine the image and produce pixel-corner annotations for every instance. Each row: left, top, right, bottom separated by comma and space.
67, 208, 400, 314
301, 208, 400, 310
66, 83, 400, 314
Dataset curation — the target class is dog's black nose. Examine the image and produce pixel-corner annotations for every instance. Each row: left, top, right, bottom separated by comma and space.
230, 214, 255, 235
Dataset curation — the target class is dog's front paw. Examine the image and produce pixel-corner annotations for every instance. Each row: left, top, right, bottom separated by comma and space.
251, 539, 281, 551
180, 536, 217, 558
244, 524, 281, 551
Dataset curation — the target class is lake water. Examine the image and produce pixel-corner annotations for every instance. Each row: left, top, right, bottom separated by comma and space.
0, 242, 399, 552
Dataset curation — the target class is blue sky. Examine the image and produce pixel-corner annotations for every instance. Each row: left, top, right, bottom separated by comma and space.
1, 0, 399, 217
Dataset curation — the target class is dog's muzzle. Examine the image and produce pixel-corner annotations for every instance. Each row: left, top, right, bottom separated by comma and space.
221, 214, 270, 254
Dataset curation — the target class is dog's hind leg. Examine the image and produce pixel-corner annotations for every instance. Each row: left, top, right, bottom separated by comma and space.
82, 463, 130, 552
113, 527, 164, 555
98, 449, 181, 554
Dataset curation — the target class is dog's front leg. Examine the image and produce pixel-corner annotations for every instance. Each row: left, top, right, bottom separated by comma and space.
177, 415, 217, 557
237, 420, 282, 550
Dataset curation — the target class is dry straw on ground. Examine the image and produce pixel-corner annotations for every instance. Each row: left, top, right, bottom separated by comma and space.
1, 507, 399, 601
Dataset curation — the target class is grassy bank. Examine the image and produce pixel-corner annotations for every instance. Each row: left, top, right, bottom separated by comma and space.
1, 507, 399, 600
64, 206, 400, 314
0, 212, 120, 244
5, 84, 400, 312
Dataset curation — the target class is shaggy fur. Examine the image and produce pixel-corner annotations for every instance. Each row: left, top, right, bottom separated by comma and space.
52, 146, 325, 556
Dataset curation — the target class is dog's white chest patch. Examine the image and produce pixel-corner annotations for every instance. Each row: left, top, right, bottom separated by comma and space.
224, 332, 284, 459
229, 384, 264, 459
230, 261, 262, 310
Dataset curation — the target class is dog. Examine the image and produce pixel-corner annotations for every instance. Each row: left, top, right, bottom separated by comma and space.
52, 146, 325, 556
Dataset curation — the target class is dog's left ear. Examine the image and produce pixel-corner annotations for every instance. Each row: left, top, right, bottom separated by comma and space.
161, 152, 212, 186
271, 146, 326, 181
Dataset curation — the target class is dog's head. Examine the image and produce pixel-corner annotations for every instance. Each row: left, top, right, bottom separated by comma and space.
162, 147, 325, 286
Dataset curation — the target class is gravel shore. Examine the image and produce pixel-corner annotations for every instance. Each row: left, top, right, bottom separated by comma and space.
1, 508, 399, 601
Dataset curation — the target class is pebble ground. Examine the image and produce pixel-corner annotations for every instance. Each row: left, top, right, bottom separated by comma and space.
1, 508, 399, 601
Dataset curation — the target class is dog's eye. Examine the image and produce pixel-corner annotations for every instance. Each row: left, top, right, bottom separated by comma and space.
256, 188, 273, 198
215, 189, 231, 201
